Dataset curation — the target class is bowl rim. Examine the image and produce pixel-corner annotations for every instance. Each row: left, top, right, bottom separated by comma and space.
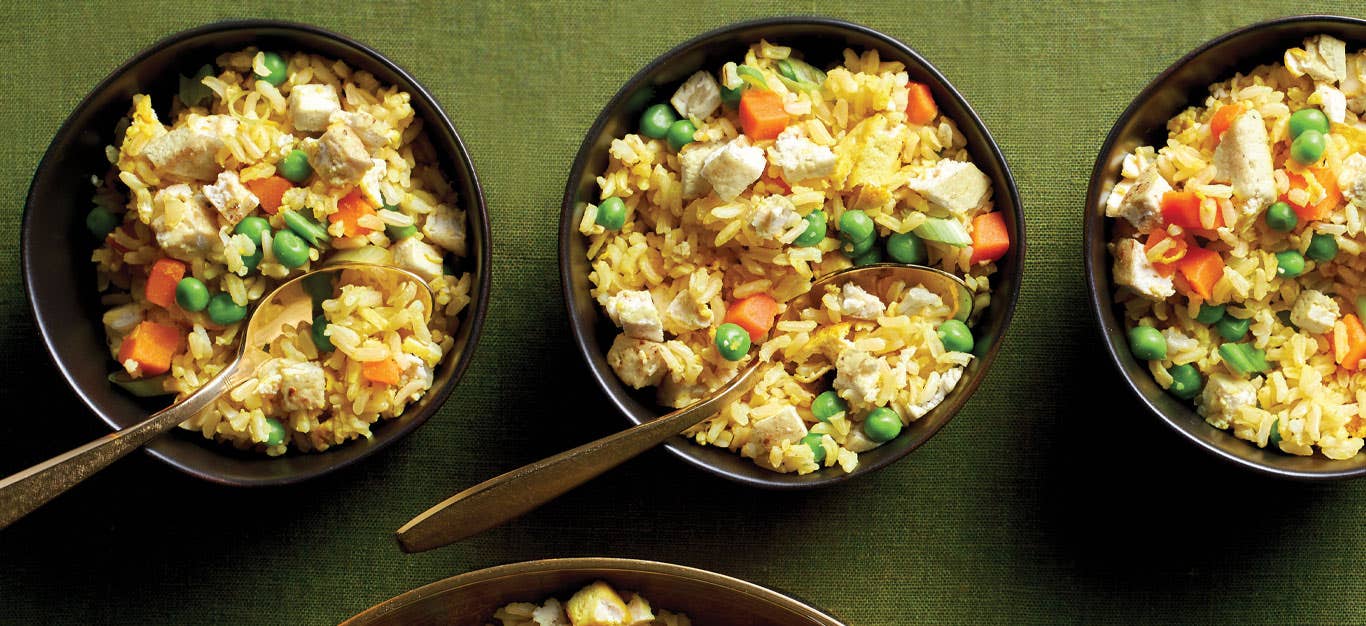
340, 556, 847, 625
1083, 14, 1366, 480
558, 16, 1025, 488
20, 18, 492, 486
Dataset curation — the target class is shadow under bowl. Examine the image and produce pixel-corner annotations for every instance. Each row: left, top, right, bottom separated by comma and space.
21, 20, 491, 486
560, 17, 1024, 488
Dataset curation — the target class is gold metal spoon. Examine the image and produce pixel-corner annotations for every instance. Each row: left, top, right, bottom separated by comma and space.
0, 262, 433, 529
394, 263, 971, 552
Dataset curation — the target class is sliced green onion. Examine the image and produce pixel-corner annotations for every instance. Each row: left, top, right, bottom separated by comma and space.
1218, 343, 1270, 377
280, 209, 331, 248
736, 65, 769, 90
178, 64, 214, 108
108, 372, 175, 397
324, 245, 392, 266
913, 217, 972, 247
776, 58, 826, 92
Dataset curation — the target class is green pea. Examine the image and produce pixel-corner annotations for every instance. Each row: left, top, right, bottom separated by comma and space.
1268, 417, 1282, 448
1264, 201, 1298, 232
1215, 316, 1251, 341
937, 319, 975, 353
1290, 129, 1326, 165
382, 205, 418, 240
666, 119, 697, 152
1307, 233, 1338, 262
86, 208, 118, 239
721, 84, 743, 108
800, 433, 827, 464
311, 313, 335, 352
241, 250, 262, 273
714, 323, 751, 361
811, 390, 848, 422
264, 417, 287, 447
1195, 303, 1226, 325
1166, 363, 1203, 400
280, 210, 329, 247
841, 234, 876, 257
794, 211, 827, 247
301, 272, 334, 305
863, 407, 902, 443
595, 197, 627, 230
207, 293, 247, 325
838, 210, 875, 243
277, 149, 312, 183
174, 277, 210, 312
1127, 325, 1167, 361
853, 246, 883, 266
272, 229, 310, 269
255, 52, 289, 87
234, 216, 270, 245
1288, 108, 1330, 140
886, 232, 927, 264
1274, 249, 1305, 278
639, 104, 679, 139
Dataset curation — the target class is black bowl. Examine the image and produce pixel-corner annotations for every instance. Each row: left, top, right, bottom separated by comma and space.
21, 20, 491, 486
1084, 15, 1366, 479
559, 17, 1024, 488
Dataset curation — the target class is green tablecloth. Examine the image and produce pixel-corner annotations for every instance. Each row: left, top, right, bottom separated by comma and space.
4, 2, 1366, 623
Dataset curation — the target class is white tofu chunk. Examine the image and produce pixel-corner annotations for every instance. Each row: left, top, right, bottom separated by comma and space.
842, 426, 882, 453
907, 367, 963, 419
532, 599, 570, 626
700, 137, 766, 202
311, 124, 373, 187
1213, 108, 1276, 214
1290, 289, 1340, 335
748, 405, 809, 449
897, 286, 943, 318
907, 159, 990, 214
150, 183, 223, 262
388, 236, 444, 282
833, 349, 888, 406
669, 71, 722, 120
604, 290, 664, 343
141, 115, 236, 181
1112, 238, 1175, 301
1286, 35, 1348, 83
750, 195, 801, 239
840, 283, 886, 320
358, 159, 388, 208
605, 334, 668, 389
1107, 165, 1170, 231
566, 581, 630, 626
1314, 83, 1348, 123
329, 109, 392, 150
624, 594, 655, 625
421, 203, 468, 257
1339, 153, 1366, 204
679, 141, 719, 199
287, 84, 341, 133
279, 361, 326, 412
201, 171, 259, 225
1198, 373, 1257, 430
769, 126, 836, 183
665, 288, 712, 332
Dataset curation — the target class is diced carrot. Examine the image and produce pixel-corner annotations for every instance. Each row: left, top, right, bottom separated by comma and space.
969, 212, 1010, 264
1175, 245, 1224, 301
1284, 167, 1342, 223
330, 188, 378, 237
1209, 103, 1244, 144
1336, 314, 1366, 371
905, 81, 938, 126
145, 258, 186, 309
761, 174, 791, 194
1144, 229, 1188, 276
724, 293, 781, 342
362, 358, 402, 386
1159, 190, 1223, 230
738, 90, 790, 141
244, 176, 294, 215
116, 321, 186, 377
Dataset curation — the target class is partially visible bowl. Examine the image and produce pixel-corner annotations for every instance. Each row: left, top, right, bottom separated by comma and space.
21, 20, 491, 486
1084, 15, 1366, 479
341, 558, 845, 625
559, 17, 1024, 488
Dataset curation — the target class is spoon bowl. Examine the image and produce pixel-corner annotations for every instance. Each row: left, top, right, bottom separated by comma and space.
0, 263, 432, 528
394, 264, 970, 552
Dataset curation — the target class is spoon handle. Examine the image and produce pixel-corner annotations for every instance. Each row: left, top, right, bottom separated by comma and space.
0, 360, 241, 529
395, 362, 762, 553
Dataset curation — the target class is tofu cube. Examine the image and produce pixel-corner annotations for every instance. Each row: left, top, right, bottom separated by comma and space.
1213, 108, 1276, 214
279, 361, 326, 412
311, 124, 373, 187
421, 203, 468, 257
288, 84, 341, 133
1198, 373, 1257, 430
1339, 153, 1366, 204
330, 109, 391, 150
750, 194, 800, 239
833, 349, 888, 406
748, 405, 809, 449
604, 290, 663, 343
389, 236, 444, 282
566, 581, 630, 626
141, 115, 236, 181
1107, 165, 1170, 231
150, 183, 223, 262
907, 159, 990, 214
770, 126, 836, 183
669, 71, 722, 120
605, 334, 668, 389
840, 283, 886, 320
701, 137, 766, 202
679, 142, 719, 199
202, 171, 260, 225
1290, 289, 1340, 335
897, 286, 943, 318
1112, 238, 1175, 301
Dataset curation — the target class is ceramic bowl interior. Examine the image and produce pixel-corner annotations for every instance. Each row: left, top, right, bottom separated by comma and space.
1084, 15, 1366, 479
560, 17, 1024, 488
341, 558, 845, 626
21, 20, 491, 486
